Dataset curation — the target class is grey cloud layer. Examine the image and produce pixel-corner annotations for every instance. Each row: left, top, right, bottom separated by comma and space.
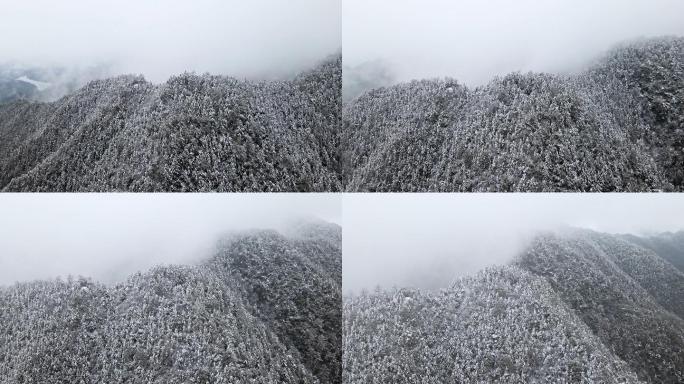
0, 194, 341, 285
342, 194, 684, 293
0, 0, 340, 82
343, 0, 684, 86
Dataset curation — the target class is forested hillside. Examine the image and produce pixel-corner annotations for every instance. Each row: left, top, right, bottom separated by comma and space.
621, 231, 684, 272
0, 221, 342, 384
0, 55, 342, 192
343, 230, 684, 383
342, 37, 684, 191
517, 231, 684, 383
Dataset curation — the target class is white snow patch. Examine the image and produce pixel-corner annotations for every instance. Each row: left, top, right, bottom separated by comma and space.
15, 76, 51, 91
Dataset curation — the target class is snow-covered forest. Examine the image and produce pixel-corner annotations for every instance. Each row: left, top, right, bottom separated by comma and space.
343, 37, 684, 191
0, 221, 342, 383
343, 229, 684, 383
0, 55, 341, 192
3, 37, 683, 192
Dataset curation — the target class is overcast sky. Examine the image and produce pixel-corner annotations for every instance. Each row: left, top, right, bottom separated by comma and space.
343, 0, 684, 86
0, 0, 340, 82
0, 194, 340, 286
343, 194, 684, 293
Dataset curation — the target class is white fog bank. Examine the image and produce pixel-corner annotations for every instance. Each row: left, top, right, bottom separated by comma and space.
343, 0, 684, 87
1, 0, 341, 82
0, 194, 341, 286
343, 194, 684, 293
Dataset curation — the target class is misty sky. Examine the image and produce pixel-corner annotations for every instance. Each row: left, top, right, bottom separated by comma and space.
0, 0, 340, 82
0, 194, 340, 286
343, 194, 684, 293
343, 0, 684, 86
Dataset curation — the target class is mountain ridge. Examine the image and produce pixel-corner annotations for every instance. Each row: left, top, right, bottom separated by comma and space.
0, 55, 342, 192
0, 223, 342, 383
342, 37, 684, 191
343, 229, 684, 383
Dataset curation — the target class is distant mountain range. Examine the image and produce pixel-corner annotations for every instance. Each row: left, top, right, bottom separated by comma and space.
0, 55, 342, 192
0, 76, 40, 104
0, 64, 109, 104
0, 65, 54, 104
343, 59, 395, 102
343, 37, 684, 191
344, 229, 684, 383
0, 221, 342, 384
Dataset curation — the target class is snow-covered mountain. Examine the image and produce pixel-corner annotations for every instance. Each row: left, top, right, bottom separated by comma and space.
344, 229, 684, 383
342, 37, 684, 191
0, 55, 342, 192
0, 221, 342, 384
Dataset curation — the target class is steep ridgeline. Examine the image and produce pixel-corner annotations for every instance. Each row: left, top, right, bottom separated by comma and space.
0, 222, 342, 384
517, 230, 684, 383
343, 230, 684, 383
342, 37, 684, 191
0, 55, 341, 192
620, 231, 684, 273
344, 267, 643, 383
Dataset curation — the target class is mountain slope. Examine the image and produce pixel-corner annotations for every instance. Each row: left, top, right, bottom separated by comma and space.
0, 55, 342, 192
0, 223, 342, 383
343, 230, 684, 383
344, 267, 643, 383
583, 37, 684, 188
209, 222, 342, 384
516, 231, 684, 383
621, 231, 684, 273
342, 37, 684, 191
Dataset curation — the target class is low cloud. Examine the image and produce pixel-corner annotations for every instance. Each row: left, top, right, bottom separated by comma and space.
1, 0, 341, 83
343, 0, 684, 88
0, 194, 340, 286
342, 194, 684, 293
